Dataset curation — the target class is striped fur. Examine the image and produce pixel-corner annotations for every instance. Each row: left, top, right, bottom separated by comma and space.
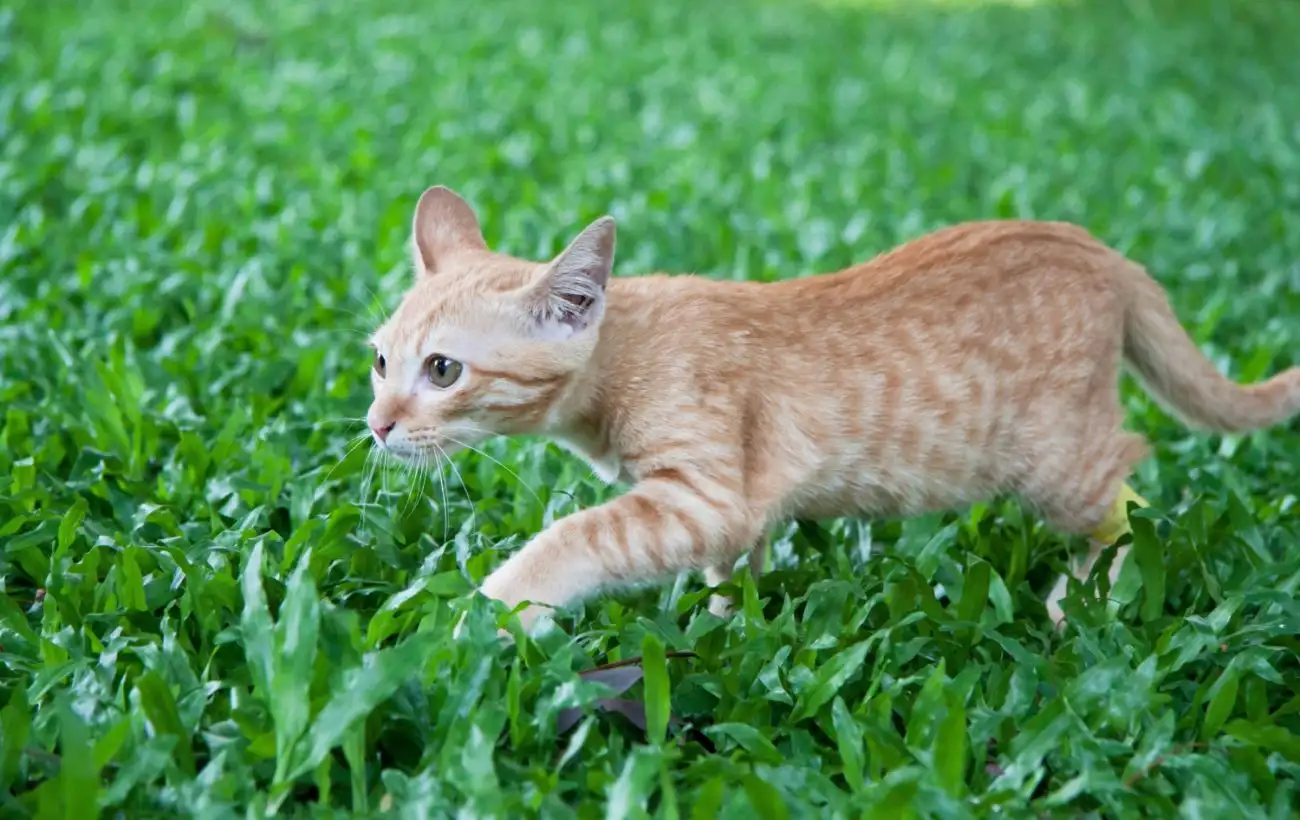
367, 185, 1300, 631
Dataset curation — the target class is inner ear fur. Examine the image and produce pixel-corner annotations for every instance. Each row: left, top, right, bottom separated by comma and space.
527, 216, 616, 333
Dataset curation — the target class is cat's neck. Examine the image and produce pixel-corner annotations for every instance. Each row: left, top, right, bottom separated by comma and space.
536, 321, 628, 484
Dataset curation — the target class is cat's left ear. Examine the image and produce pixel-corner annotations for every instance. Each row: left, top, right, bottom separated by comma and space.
528, 216, 616, 335
411, 185, 487, 275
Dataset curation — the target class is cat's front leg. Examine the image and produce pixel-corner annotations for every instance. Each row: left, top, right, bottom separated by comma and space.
703, 535, 767, 618
479, 471, 750, 631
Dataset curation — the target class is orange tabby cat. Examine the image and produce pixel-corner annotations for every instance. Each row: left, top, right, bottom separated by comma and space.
366, 185, 1300, 632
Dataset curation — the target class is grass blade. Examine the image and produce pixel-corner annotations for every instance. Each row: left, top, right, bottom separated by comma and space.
791, 640, 871, 722
135, 672, 196, 777
240, 541, 276, 701
272, 549, 321, 784
288, 632, 434, 781
641, 633, 670, 746
1130, 513, 1166, 622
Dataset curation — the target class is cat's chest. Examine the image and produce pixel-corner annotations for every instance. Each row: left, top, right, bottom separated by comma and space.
552, 434, 628, 485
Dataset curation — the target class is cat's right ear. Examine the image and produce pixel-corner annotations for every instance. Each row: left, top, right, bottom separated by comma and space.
411, 186, 487, 275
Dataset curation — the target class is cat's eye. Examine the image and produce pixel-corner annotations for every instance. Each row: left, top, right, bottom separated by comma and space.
373, 353, 386, 378
425, 355, 463, 388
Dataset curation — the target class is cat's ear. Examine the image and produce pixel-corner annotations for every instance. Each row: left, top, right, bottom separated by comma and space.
411, 185, 487, 275
528, 216, 616, 335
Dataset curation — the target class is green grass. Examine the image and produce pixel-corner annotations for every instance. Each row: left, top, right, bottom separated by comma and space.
3, 0, 1300, 815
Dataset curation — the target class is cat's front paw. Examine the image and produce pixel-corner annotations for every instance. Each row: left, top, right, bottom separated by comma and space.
479, 576, 553, 635
451, 595, 527, 643
707, 592, 735, 619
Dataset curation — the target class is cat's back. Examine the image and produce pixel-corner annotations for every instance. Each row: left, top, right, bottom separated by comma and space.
610, 219, 1113, 300
604, 219, 1118, 341
783, 219, 1117, 303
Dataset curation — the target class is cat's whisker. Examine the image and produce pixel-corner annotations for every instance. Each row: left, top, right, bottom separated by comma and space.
318, 416, 370, 427
323, 433, 373, 484
339, 429, 372, 448
380, 447, 392, 513
448, 421, 501, 441
395, 453, 412, 512
431, 448, 451, 546
400, 450, 430, 519
315, 323, 378, 344
359, 280, 391, 325
357, 449, 371, 505
433, 441, 480, 541
407, 449, 429, 527
280, 418, 369, 433
358, 446, 382, 537
442, 434, 544, 508
319, 302, 383, 330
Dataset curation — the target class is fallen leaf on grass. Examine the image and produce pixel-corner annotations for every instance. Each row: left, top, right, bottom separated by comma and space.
555, 651, 697, 736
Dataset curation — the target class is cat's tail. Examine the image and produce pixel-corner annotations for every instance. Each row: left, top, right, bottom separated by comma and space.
1118, 262, 1300, 433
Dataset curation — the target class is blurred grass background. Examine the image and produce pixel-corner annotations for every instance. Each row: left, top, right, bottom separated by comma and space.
3, 0, 1300, 816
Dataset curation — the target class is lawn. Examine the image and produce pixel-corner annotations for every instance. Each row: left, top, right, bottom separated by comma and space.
3, 0, 1300, 815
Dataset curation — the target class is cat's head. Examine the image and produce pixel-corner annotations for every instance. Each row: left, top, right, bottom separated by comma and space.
365, 186, 615, 461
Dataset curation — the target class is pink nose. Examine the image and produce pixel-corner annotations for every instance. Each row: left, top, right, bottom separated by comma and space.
371, 421, 396, 442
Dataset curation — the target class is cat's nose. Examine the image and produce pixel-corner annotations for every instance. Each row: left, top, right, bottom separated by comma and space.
371, 421, 396, 442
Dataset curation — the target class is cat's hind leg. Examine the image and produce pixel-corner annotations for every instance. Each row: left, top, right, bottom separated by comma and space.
1043, 482, 1149, 624
1025, 431, 1150, 625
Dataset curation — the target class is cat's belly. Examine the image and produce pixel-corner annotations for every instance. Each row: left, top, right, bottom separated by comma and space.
784, 468, 999, 521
